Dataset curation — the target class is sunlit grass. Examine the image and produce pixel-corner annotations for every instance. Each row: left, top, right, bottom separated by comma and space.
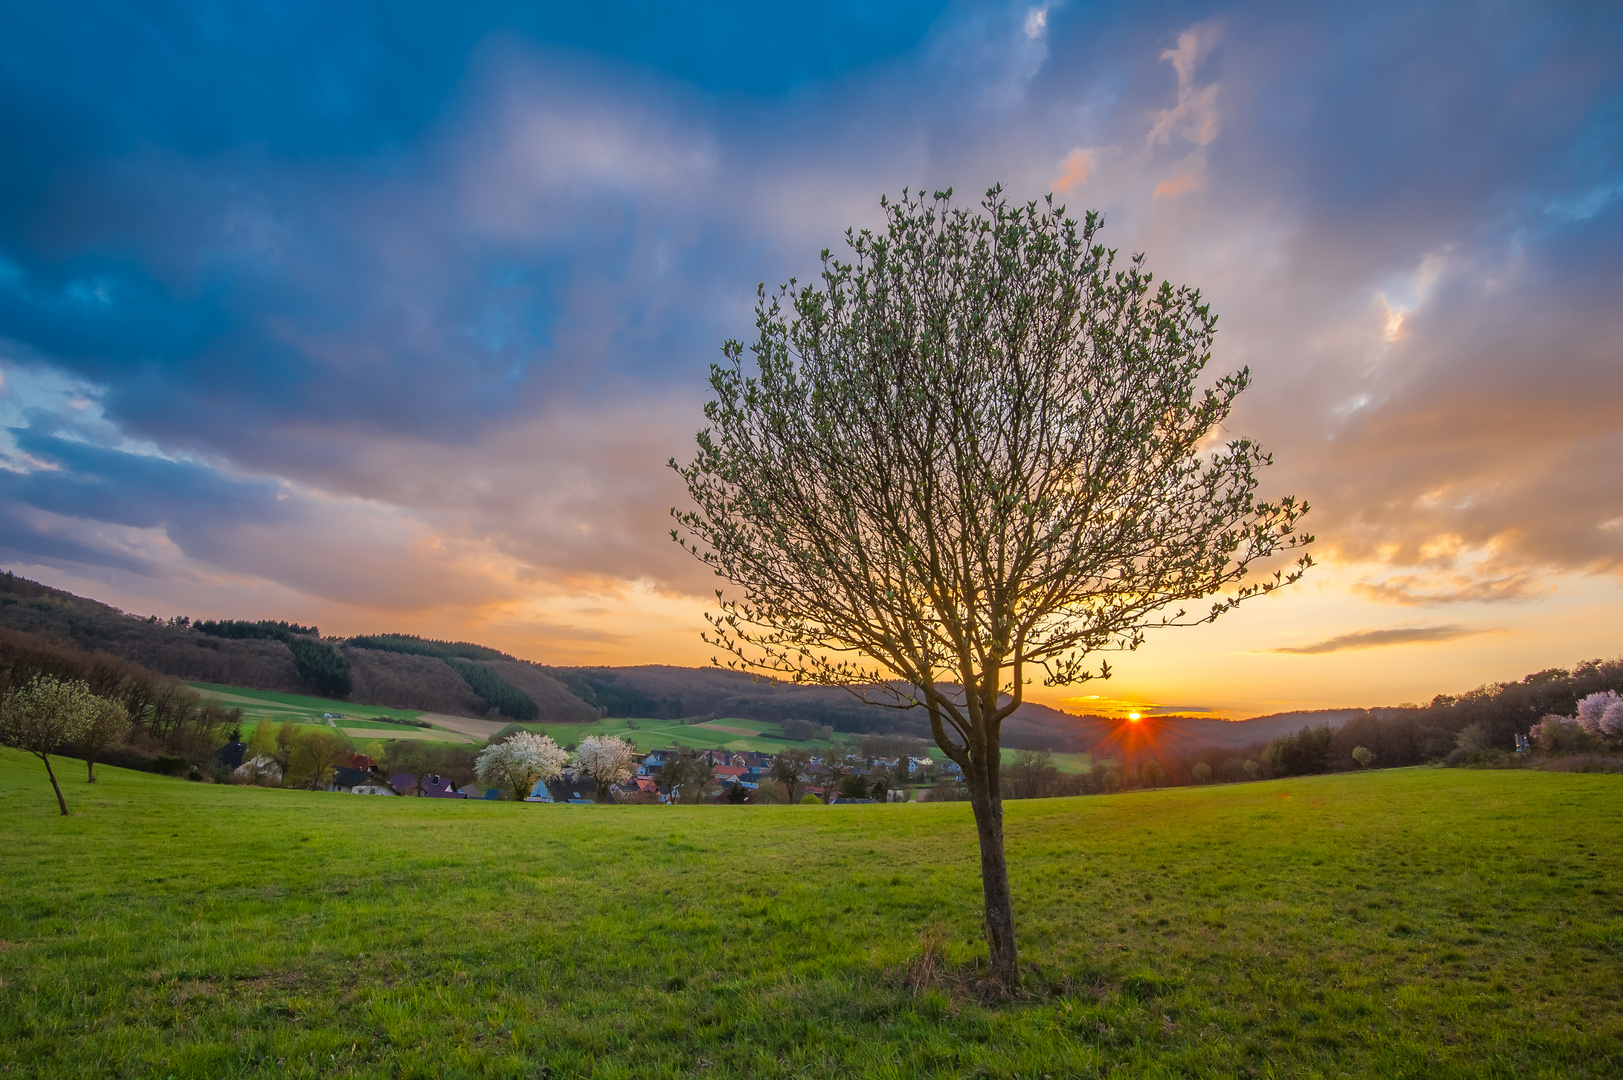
2, 749, 1619, 1078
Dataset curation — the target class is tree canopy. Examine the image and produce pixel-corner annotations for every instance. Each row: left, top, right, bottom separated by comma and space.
673, 186, 1311, 986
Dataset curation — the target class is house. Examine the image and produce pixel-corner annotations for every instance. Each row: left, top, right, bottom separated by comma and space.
328, 765, 373, 792
213, 742, 248, 770
388, 772, 420, 796
234, 754, 283, 785
421, 774, 467, 798
524, 779, 554, 803
351, 784, 397, 796
714, 765, 747, 784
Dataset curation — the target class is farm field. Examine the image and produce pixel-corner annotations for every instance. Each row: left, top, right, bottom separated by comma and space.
185, 683, 477, 744
3, 752, 1619, 1078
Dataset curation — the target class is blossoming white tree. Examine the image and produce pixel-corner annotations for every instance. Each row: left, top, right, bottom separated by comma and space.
476, 731, 568, 801
1575, 691, 1623, 738
572, 735, 636, 802
0, 675, 97, 815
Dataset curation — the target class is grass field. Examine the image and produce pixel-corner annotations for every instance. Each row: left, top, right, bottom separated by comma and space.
184, 684, 476, 744
2, 751, 1619, 1077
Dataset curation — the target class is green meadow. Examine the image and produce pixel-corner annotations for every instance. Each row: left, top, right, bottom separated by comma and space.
186, 683, 426, 726
2, 750, 1619, 1079
184, 684, 461, 743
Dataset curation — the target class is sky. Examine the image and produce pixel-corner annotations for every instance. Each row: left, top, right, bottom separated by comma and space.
1, 1, 1619, 719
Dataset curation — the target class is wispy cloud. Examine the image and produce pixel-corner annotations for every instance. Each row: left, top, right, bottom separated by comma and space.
1268, 626, 1494, 656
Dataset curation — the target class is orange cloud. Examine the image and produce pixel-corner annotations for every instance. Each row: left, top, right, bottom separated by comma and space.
1154, 172, 1200, 198
1053, 148, 1092, 192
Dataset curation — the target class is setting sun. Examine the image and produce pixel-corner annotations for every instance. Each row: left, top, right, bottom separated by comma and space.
1128, 712, 1142, 722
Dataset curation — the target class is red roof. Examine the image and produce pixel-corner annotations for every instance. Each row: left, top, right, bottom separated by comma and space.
714, 766, 747, 778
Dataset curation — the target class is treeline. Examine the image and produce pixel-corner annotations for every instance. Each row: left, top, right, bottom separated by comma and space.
1256, 658, 1623, 777
194, 618, 350, 698
195, 619, 321, 641
349, 634, 537, 720
348, 634, 511, 662
0, 626, 241, 773
551, 669, 661, 718
448, 658, 538, 721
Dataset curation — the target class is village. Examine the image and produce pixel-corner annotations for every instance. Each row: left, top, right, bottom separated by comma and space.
220, 738, 964, 805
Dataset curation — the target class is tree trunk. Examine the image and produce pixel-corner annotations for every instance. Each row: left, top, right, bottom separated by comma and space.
87, 754, 97, 783
39, 752, 68, 816
968, 777, 1018, 988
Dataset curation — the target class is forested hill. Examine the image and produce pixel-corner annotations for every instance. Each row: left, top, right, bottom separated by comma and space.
0, 571, 1368, 751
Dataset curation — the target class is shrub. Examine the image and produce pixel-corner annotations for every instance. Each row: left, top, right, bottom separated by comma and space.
1529, 714, 1594, 755
1351, 746, 1375, 769
1191, 762, 1211, 784
798, 793, 821, 804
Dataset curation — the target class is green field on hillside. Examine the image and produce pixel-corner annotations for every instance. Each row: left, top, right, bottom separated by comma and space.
186, 682, 425, 725
184, 683, 477, 743
3, 751, 1618, 1078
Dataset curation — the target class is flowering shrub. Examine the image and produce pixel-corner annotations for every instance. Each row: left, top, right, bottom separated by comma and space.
1529, 713, 1594, 755
572, 735, 636, 801
1575, 691, 1623, 738
476, 731, 568, 801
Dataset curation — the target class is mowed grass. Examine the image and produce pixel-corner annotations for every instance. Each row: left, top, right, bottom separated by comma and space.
1, 751, 1619, 1079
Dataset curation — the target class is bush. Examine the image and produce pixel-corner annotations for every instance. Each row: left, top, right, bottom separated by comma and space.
798, 793, 821, 804
1191, 762, 1211, 784
781, 718, 817, 741
1351, 746, 1375, 768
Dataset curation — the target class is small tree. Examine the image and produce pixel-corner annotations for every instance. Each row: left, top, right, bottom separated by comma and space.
284, 727, 348, 789
476, 731, 568, 801
1191, 761, 1211, 784
0, 676, 96, 815
1351, 746, 1375, 769
1141, 760, 1166, 788
673, 187, 1310, 985
573, 735, 637, 802
769, 748, 812, 803
80, 696, 132, 783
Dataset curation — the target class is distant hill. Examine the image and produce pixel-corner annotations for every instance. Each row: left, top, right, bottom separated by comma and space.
0, 571, 1362, 751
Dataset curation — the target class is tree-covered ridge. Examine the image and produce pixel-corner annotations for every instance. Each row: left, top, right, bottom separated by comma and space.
447, 659, 538, 721
192, 621, 349, 698
346, 634, 512, 663
195, 619, 321, 642
347, 634, 537, 719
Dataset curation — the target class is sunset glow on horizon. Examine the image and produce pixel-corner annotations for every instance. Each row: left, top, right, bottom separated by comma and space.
0, 4, 1617, 719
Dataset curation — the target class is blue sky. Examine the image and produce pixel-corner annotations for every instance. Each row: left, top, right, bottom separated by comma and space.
1, 1, 1620, 714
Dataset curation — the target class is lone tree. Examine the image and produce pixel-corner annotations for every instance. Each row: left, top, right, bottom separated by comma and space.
1, 675, 97, 815
672, 187, 1311, 987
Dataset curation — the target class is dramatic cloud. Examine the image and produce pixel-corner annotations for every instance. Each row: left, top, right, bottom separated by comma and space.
1268, 626, 1493, 656
0, 1, 1617, 710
